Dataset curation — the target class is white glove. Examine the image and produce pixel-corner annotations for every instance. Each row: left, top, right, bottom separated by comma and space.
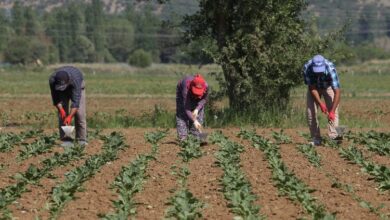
194, 120, 202, 131
192, 109, 199, 120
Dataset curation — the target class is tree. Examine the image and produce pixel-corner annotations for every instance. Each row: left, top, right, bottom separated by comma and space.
0, 10, 12, 52
12, 1, 26, 35
4, 36, 48, 65
105, 17, 135, 62
185, 0, 336, 114
85, 0, 106, 62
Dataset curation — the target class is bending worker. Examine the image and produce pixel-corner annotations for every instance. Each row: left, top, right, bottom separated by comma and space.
176, 74, 208, 141
49, 66, 87, 146
303, 54, 341, 146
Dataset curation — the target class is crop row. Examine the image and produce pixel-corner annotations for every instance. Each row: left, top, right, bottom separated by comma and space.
297, 135, 389, 219
0, 145, 85, 219
47, 132, 127, 219
346, 130, 390, 157
101, 130, 167, 219
239, 129, 335, 219
0, 130, 43, 152
211, 131, 264, 219
165, 135, 204, 219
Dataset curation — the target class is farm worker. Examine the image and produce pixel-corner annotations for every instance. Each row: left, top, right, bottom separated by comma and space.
303, 55, 341, 146
176, 74, 209, 141
49, 66, 87, 147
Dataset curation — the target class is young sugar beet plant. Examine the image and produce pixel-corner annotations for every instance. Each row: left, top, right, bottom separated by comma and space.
347, 130, 390, 157
165, 166, 204, 220
238, 129, 336, 219
18, 133, 58, 161
297, 134, 389, 218
165, 134, 204, 219
0, 129, 43, 152
339, 145, 390, 191
210, 131, 265, 220
100, 130, 168, 219
47, 132, 127, 219
0, 145, 85, 219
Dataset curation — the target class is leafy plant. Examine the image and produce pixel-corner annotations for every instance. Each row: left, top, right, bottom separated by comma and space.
48, 132, 127, 219
297, 144, 322, 167
239, 129, 335, 219
166, 189, 204, 220
101, 129, 167, 219
178, 135, 203, 162
272, 130, 292, 144
210, 131, 264, 219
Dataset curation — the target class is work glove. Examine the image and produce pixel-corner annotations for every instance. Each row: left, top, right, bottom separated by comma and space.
328, 111, 336, 122
192, 109, 199, 120
194, 120, 202, 131
64, 115, 73, 125
59, 108, 67, 121
319, 103, 328, 114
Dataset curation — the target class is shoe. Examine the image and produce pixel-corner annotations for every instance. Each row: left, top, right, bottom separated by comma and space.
78, 141, 88, 146
61, 141, 74, 148
309, 138, 321, 146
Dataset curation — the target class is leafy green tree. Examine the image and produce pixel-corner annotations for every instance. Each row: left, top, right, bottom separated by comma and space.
105, 17, 135, 62
128, 49, 152, 67
11, 1, 26, 35
185, 0, 336, 114
4, 37, 48, 64
85, 0, 106, 61
0, 10, 12, 52
71, 36, 95, 62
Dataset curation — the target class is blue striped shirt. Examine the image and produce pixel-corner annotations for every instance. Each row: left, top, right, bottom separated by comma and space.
303, 58, 340, 89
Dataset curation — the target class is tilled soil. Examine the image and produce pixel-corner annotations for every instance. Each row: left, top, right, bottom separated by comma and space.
0, 127, 389, 220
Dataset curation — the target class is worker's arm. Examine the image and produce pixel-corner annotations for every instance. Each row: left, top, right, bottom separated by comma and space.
330, 88, 340, 113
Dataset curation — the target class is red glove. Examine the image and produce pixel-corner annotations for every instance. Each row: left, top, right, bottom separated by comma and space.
328, 111, 336, 121
59, 108, 67, 121
319, 103, 328, 114
64, 115, 73, 125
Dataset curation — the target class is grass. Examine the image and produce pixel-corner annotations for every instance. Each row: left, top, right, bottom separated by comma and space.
1, 60, 390, 129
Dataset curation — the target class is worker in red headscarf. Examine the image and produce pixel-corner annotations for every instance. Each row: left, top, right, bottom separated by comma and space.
176, 74, 209, 140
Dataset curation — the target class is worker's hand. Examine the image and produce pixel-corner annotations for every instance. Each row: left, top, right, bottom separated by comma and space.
59, 108, 67, 121
328, 111, 336, 122
192, 109, 199, 120
319, 103, 328, 114
64, 115, 73, 125
194, 120, 202, 131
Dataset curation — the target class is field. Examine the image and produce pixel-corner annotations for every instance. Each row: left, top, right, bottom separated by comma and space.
0, 62, 390, 219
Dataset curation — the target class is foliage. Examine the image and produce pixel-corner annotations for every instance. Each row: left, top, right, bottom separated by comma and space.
272, 129, 292, 144
339, 146, 390, 191
347, 130, 390, 157
210, 131, 264, 219
0, 141, 84, 217
185, 0, 340, 114
239, 129, 335, 219
4, 36, 48, 64
297, 144, 322, 167
178, 135, 203, 162
128, 49, 153, 68
18, 133, 57, 160
48, 132, 127, 218
165, 189, 204, 220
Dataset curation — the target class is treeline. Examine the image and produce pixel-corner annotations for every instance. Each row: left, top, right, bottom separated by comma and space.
0, 0, 212, 66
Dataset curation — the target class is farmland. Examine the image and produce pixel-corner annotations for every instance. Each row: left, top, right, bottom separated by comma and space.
0, 62, 390, 219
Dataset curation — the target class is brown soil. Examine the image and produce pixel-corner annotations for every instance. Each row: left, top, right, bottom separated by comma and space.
0, 128, 389, 220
